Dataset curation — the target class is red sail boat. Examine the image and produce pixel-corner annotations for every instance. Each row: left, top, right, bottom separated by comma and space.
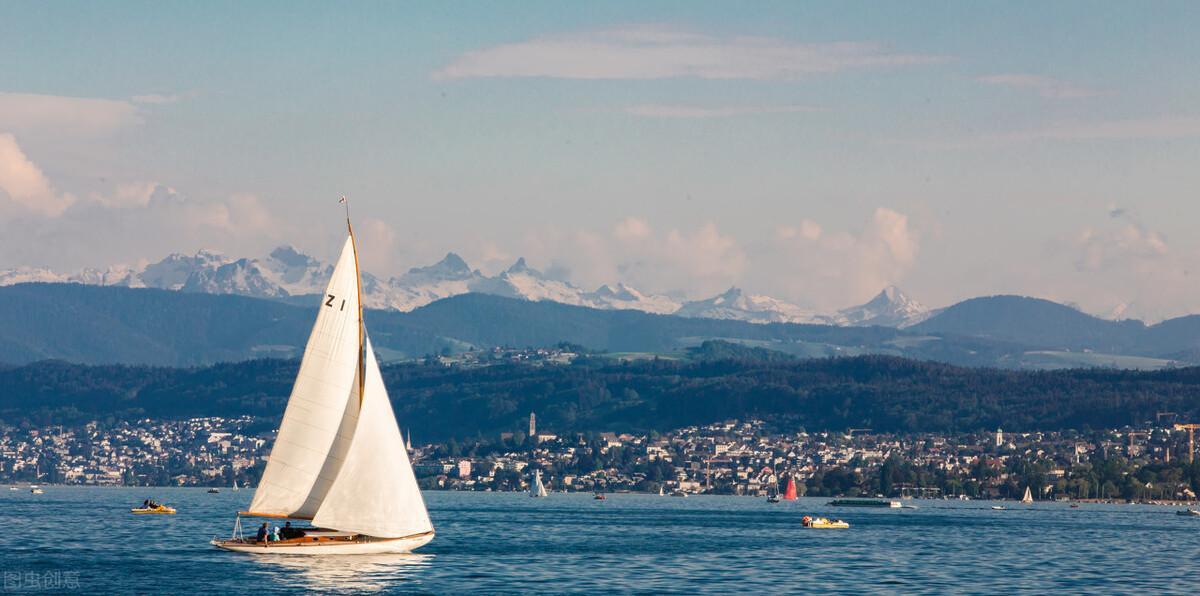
783, 477, 798, 501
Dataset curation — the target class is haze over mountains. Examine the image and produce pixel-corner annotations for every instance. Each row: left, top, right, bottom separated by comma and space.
0, 246, 931, 327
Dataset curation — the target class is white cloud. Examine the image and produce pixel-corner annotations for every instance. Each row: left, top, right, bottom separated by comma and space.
357, 217, 399, 273
0, 92, 141, 137
0, 133, 75, 217
770, 208, 919, 307
435, 25, 949, 80
888, 115, 1200, 149
494, 210, 918, 307
504, 218, 746, 298
1026, 209, 1197, 321
613, 216, 652, 241
1074, 209, 1169, 272
977, 74, 1101, 99
131, 93, 183, 105
624, 104, 820, 118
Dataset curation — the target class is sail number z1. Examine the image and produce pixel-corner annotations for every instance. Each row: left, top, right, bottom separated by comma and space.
325, 294, 347, 311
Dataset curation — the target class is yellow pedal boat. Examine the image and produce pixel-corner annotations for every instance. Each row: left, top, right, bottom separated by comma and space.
131, 506, 177, 515
802, 516, 849, 529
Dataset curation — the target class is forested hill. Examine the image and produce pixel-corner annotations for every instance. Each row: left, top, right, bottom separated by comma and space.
4, 284, 1200, 370
3, 353, 1199, 439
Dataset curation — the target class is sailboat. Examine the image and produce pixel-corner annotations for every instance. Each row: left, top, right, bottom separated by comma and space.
530, 470, 548, 498
1021, 486, 1034, 504
213, 213, 434, 555
233, 480, 239, 492
783, 477, 798, 501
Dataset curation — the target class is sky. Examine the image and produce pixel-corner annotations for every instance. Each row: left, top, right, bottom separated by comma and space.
1, 1, 1198, 319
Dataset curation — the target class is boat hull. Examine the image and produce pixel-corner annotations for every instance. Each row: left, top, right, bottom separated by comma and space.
212, 532, 433, 555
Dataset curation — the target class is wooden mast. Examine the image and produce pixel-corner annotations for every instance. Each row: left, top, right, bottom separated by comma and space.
344, 196, 366, 405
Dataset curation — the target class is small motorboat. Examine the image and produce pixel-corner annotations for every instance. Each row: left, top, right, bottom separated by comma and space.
132, 504, 177, 514
1176, 509, 1200, 517
670, 490, 688, 498
991, 505, 1006, 510
767, 494, 780, 503
802, 516, 849, 529
208, 488, 221, 494
593, 493, 606, 501
1070, 504, 1080, 509
30, 487, 44, 494
8, 486, 18, 491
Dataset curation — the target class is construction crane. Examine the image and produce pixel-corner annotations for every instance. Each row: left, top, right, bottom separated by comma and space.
1125, 431, 1149, 457
1174, 424, 1200, 464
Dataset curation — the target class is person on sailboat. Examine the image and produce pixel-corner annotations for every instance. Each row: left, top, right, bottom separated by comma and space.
255, 523, 269, 543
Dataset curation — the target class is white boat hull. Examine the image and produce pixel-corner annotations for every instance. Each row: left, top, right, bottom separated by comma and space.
212, 532, 433, 555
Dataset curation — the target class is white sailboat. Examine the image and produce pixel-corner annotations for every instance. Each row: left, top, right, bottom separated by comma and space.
213, 214, 434, 555
530, 470, 548, 498
1021, 486, 1034, 504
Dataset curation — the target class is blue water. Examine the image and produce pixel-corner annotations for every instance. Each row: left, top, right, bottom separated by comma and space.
1, 487, 1197, 594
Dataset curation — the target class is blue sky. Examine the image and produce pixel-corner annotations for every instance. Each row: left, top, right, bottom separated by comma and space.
1, 2, 1198, 317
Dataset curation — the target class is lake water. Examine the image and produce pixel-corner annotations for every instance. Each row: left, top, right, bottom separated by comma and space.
1, 487, 1197, 594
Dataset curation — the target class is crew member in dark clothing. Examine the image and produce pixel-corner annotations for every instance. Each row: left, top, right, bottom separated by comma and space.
280, 521, 304, 540
256, 522, 269, 543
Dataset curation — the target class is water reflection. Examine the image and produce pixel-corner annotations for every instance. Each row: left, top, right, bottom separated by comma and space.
252, 553, 434, 592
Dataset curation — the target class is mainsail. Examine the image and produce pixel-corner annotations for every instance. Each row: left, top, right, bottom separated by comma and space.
311, 338, 434, 538
247, 237, 362, 519
530, 470, 547, 498
244, 230, 433, 540
783, 477, 798, 501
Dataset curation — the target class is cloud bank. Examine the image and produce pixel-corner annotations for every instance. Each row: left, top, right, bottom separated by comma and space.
492, 209, 919, 309
0, 133, 75, 217
623, 104, 820, 118
436, 25, 949, 80
0, 92, 141, 138
977, 74, 1101, 99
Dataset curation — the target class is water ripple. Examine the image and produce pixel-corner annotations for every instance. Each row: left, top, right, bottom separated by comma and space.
1, 488, 1197, 594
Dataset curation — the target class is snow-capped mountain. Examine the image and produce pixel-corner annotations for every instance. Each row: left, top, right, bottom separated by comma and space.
0, 247, 680, 315
140, 250, 228, 290
0, 267, 67, 286
584, 283, 680, 315
833, 285, 931, 328
0, 247, 930, 327
674, 287, 835, 325
473, 258, 592, 306
375, 252, 485, 311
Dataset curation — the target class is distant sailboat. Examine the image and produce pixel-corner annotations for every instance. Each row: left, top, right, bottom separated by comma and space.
783, 477, 798, 501
233, 480, 239, 492
213, 211, 434, 555
1021, 486, 1034, 504
530, 470, 548, 498
659, 485, 665, 497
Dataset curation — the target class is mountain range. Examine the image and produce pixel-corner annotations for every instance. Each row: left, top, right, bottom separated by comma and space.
1, 283, 1198, 371
0, 246, 929, 327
